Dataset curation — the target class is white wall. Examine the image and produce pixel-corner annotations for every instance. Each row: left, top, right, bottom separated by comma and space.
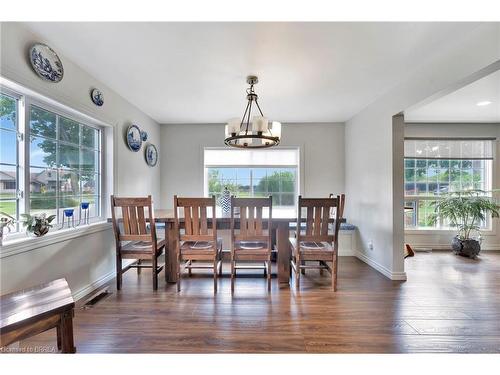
345, 23, 500, 280
159, 122, 345, 208
404, 122, 500, 251
0, 22, 161, 297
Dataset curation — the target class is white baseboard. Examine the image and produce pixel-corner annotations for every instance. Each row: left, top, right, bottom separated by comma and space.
72, 270, 115, 302
355, 251, 407, 281
72, 260, 135, 301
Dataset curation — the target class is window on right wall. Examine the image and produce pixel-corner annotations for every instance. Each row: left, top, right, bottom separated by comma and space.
404, 138, 494, 230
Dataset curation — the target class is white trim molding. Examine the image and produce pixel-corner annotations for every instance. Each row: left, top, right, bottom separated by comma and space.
355, 250, 407, 281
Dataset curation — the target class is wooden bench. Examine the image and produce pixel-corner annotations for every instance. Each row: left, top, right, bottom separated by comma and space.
0, 278, 76, 353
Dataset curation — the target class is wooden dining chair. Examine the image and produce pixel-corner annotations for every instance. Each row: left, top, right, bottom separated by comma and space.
174, 196, 223, 293
230, 197, 273, 293
290, 195, 342, 291
110, 195, 165, 291
329, 193, 346, 221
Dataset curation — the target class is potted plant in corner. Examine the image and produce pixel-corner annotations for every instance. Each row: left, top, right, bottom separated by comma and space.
432, 190, 500, 258
21, 213, 56, 237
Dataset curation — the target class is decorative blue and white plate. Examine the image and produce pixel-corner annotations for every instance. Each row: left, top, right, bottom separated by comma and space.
126, 124, 142, 152
29, 43, 64, 83
145, 144, 158, 167
90, 89, 104, 106
140, 130, 148, 142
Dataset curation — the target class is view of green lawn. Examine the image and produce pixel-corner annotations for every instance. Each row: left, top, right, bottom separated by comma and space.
207, 167, 296, 207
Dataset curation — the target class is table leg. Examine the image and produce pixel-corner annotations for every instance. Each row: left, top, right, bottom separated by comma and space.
56, 324, 62, 350
276, 221, 290, 287
166, 222, 178, 283
59, 310, 76, 353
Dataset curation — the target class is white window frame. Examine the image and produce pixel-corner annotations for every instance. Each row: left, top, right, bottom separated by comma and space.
404, 138, 496, 233
0, 79, 110, 244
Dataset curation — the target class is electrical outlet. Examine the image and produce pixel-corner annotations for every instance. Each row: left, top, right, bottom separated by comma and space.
368, 241, 374, 251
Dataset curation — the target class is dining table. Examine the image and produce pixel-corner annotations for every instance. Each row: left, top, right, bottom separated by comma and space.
110, 208, 343, 288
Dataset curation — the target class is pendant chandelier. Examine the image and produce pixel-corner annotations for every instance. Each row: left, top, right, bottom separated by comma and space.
224, 75, 281, 148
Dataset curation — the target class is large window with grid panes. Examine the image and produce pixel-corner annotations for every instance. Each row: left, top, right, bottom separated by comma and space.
204, 148, 299, 209
404, 138, 494, 229
0, 85, 102, 235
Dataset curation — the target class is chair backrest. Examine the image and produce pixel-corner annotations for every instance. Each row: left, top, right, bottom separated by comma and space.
329, 193, 346, 221
174, 196, 217, 243
339, 193, 346, 220
110, 195, 157, 245
230, 197, 273, 244
297, 196, 340, 245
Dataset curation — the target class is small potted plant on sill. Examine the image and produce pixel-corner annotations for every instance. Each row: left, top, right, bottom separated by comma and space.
431, 190, 500, 259
0, 211, 17, 246
20, 213, 56, 237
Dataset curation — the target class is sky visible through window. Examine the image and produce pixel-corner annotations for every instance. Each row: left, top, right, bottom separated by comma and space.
0, 96, 17, 161
0, 92, 19, 224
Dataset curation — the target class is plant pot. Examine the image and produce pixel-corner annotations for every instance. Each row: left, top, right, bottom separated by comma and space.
27, 226, 50, 237
451, 236, 481, 259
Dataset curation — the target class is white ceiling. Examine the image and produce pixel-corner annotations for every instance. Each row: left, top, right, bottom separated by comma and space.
24, 22, 482, 124
405, 69, 500, 123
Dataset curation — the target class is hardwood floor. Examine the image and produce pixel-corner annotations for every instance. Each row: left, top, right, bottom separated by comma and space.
16, 252, 500, 353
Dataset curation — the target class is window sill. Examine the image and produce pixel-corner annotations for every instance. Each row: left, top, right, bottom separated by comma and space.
405, 228, 495, 236
0, 221, 112, 259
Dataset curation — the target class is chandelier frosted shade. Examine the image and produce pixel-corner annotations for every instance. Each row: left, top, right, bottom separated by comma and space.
224, 76, 281, 149
252, 116, 268, 132
226, 118, 240, 135
270, 121, 281, 139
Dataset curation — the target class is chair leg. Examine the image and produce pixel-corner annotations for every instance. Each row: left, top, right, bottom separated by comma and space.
116, 253, 122, 291
230, 260, 235, 294
137, 259, 141, 274
164, 250, 168, 282
188, 260, 192, 276
213, 257, 218, 294
177, 255, 181, 292
218, 258, 223, 276
152, 256, 158, 291
319, 261, 324, 276
267, 259, 271, 292
295, 257, 300, 290
301, 260, 306, 275
333, 257, 338, 292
